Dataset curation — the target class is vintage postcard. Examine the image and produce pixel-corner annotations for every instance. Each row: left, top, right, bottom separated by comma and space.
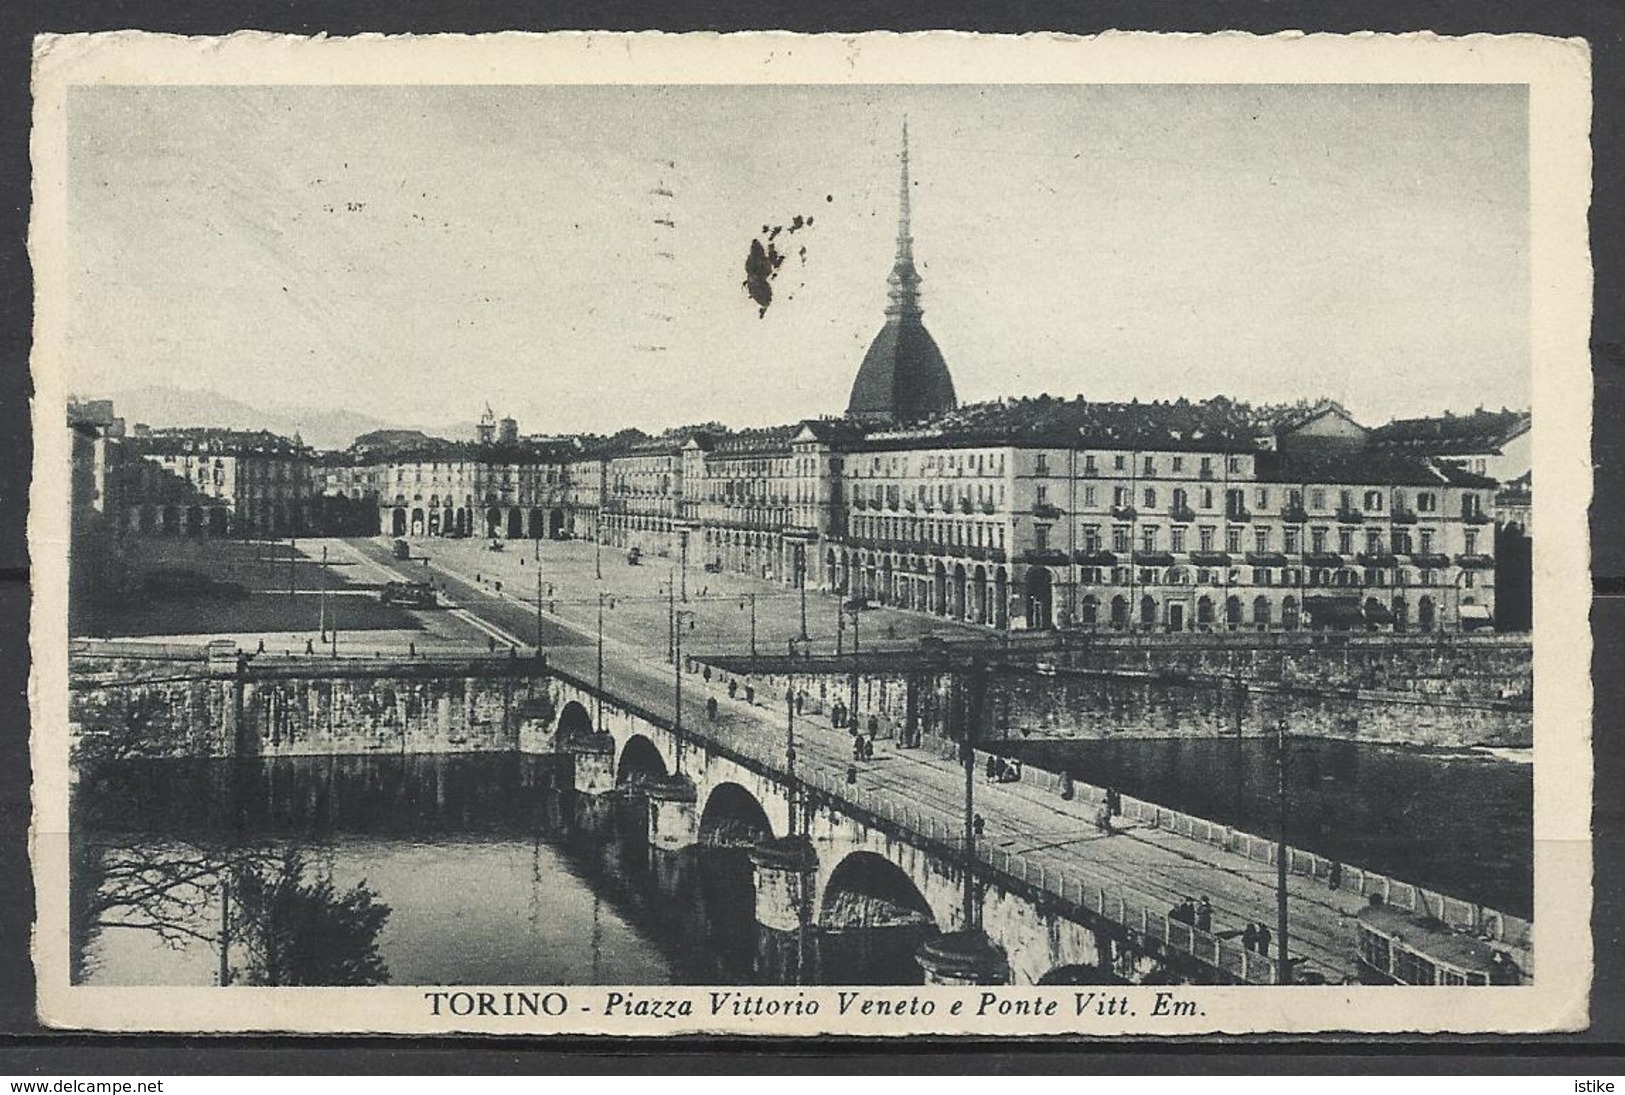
29, 30, 1593, 1035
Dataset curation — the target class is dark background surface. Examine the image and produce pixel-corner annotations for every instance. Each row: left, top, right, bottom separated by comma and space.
1, 0, 1621, 1073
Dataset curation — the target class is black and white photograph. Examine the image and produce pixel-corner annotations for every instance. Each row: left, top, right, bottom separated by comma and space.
28, 31, 1594, 1036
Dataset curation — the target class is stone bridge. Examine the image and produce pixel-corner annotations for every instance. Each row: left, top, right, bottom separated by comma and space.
523, 668, 1276, 987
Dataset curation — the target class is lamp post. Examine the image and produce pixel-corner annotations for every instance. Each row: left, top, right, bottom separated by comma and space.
597, 592, 615, 730
679, 526, 690, 603
847, 603, 862, 734
673, 607, 696, 771
1275, 716, 1292, 985
739, 593, 757, 659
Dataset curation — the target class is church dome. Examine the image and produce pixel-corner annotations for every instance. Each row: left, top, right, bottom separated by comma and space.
845, 121, 958, 426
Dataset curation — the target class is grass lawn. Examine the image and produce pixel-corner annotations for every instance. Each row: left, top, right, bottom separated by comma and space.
92, 591, 422, 638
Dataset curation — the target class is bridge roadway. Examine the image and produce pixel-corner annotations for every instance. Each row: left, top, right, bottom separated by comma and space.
341, 536, 1368, 983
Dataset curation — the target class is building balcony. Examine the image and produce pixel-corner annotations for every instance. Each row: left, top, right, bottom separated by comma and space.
958, 498, 975, 515
1456, 553, 1496, 569
1303, 551, 1344, 568
1198, 467, 1216, 481
1410, 552, 1451, 568
1080, 467, 1101, 479
1335, 507, 1365, 524
1225, 506, 1252, 523
1169, 506, 1197, 524
1463, 511, 1493, 526
1022, 548, 1070, 566
903, 500, 917, 512
1132, 550, 1177, 567
1032, 502, 1064, 520
1190, 550, 1232, 567
1282, 504, 1309, 523
1245, 551, 1289, 567
1390, 508, 1418, 524
1356, 552, 1399, 569
1111, 505, 1137, 521
978, 500, 996, 515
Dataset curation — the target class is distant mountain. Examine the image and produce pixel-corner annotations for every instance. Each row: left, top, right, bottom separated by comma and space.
103, 386, 405, 451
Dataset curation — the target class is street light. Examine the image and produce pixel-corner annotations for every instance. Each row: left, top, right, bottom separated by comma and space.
739, 593, 757, 659
672, 607, 697, 770
1274, 716, 1292, 985
597, 592, 616, 730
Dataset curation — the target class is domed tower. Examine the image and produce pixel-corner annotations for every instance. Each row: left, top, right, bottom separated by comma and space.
846, 121, 958, 425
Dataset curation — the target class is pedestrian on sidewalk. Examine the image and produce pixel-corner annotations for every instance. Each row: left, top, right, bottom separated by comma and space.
707, 696, 718, 722
1256, 924, 1272, 956
1197, 896, 1213, 933
1242, 923, 1259, 952
305, 638, 314, 655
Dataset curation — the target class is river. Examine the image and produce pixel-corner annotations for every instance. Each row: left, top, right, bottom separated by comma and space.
71, 754, 926, 988
989, 736, 1532, 918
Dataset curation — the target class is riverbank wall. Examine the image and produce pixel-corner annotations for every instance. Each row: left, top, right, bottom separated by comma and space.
69, 640, 554, 759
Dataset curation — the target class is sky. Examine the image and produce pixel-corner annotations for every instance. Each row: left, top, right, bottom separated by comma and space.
65, 82, 1530, 437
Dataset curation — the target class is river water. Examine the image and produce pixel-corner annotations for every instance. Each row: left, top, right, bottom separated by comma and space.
70, 754, 932, 988
991, 737, 1532, 918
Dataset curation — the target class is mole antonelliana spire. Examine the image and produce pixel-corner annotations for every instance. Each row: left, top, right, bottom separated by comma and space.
845, 119, 958, 425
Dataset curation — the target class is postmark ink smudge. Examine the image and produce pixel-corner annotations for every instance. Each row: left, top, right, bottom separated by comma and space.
742, 213, 817, 318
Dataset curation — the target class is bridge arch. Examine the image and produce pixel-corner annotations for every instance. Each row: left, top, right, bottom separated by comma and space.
1037, 963, 1124, 986
819, 851, 935, 930
558, 700, 593, 740
699, 782, 775, 847
818, 850, 938, 985
616, 734, 668, 788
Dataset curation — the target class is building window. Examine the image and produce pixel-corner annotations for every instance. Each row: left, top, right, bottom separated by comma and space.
1310, 488, 1325, 510
1465, 530, 1479, 555
1084, 485, 1097, 507
1254, 568, 1272, 586
1113, 454, 1126, 471
1420, 529, 1435, 553
1035, 524, 1051, 549
1255, 488, 1269, 508
1284, 528, 1300, 554
1255, 527, 1270, 553
1036, 484, 1049, 506
1464, 570, 1476, 588
1227, 456, 1241, 473
1171, 527, 1186, 553
1199, 526, 1215, 552
1113, 526, 1130, 553
1036, 453, 1049, 475
1201, 487, 1214, 509
1142, 525, 1159, 552
1144, 456, 1155, 475
1364, 490, 1384, 512
1226, 527, 1242, 553
1418, 492, 1437, 513
1338, 529, 1354, 555
1311, 527, 1327, 553
1084, 526, 1101, 553
1084, 454, 1097, 474
1144, 488, 1157, 509
1172, 488, 1189, 512
1172, 456, 1184, 472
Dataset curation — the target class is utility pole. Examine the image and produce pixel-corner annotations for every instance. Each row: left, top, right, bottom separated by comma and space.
318, 544, 328, 641
797, 543, 809, 642
848, 605, 861, 733
597, 592, 612, 730
535, 562, 545, 651
667, 577, 676, 664
961, 658, 985, 933
679, 528, 689, 603
744, 593, 757, 658
1276, 716, 1292, 985
673, 607, 694, 771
